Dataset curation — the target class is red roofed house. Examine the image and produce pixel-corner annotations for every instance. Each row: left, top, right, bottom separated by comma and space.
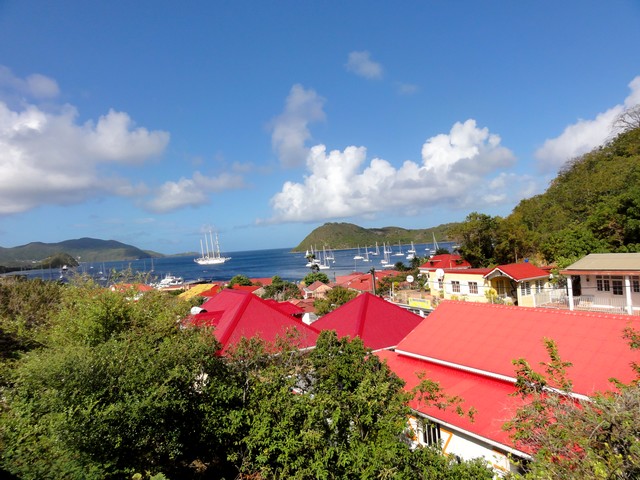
420, 260, 552, 306
378, 301, 640, 474
185, 289, 319, 353
312, 292, 424, 351
302, 280, 332, 300
335, 270, 398, 294
420, 253, 472, 271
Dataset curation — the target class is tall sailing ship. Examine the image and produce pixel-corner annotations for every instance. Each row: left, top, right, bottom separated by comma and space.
194, 230, 231, 265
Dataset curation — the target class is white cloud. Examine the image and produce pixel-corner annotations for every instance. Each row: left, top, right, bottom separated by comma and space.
535, 75, 640, 171
0, 70, 169, 215
0, 66, 60, 99
269, 84, 326, 168
265, 120, 521, 223
345, 51, 383, 80
145, 172, 245, 213
396, 82, 419, 95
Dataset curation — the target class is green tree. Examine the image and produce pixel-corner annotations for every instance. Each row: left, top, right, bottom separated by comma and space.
303, 271, 330, 286
0, 283, 239, 479
231, 331, 493, 479
314, 286, 357, 315
228, 274, 253, 287
448, 212, 500, 267
261, 275, 302, 301
503, 338, 640, 479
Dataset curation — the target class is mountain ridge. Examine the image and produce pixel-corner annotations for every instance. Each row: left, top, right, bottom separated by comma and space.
0, 237, 163, 268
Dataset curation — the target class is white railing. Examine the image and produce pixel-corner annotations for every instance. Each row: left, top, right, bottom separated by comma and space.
534, 290, 639, 315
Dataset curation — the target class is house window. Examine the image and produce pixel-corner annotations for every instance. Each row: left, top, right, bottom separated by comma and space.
423, 421, 441, 447
633, 276, 639, 293
496, 279, 507, 295
535, 280, 544, 293
612, 276, 623, 296
596, 275, 610, 292
520, 281, 531, 296
437, 279, 443, 290
451, 281, 460, 293
469, 282, 478, 294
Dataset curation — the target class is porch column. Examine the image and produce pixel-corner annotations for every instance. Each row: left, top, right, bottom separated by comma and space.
566, 276, 574, 311
624, 275, 633, 315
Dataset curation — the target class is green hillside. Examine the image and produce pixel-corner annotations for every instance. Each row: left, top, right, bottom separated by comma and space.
0, 237, 162, 269
292, 222, 457, 252
448, 125, 640, 267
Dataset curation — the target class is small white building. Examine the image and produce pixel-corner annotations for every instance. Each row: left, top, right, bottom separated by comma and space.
560, 253, 640, 315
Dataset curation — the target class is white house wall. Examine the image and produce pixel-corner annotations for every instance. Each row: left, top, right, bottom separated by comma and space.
406, 414, 523, 477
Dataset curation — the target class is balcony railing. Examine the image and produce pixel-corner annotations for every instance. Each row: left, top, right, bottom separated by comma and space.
534, 290, 639, 315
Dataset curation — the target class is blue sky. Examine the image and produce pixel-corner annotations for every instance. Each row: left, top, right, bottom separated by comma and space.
1, 1, 639, 254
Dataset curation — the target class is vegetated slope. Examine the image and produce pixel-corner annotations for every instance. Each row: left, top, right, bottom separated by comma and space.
509, 126, 640, 260
0, 237, 161, 267
292, 222, 458, 252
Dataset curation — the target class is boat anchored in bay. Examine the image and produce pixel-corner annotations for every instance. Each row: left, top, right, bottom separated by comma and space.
194, 230, 231, 265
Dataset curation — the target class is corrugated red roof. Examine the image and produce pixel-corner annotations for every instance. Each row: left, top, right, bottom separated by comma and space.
395, 301, 640, 395
335, 270, 398, 293
377, 350, 524, 451
198, 285, 222, 297
312, 292, 424, 350
484, 263, 550, 281
194, 289, 319, 352
420, 254, 471, 270
263, 299, 305, 316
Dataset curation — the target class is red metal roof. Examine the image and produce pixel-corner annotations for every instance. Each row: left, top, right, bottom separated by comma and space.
194, 289, 319, 352
198, 285, 222, 297
484, 263, 550, 281
263, 299, 305, 316
377, 350, 524, 451
312, 292, 424, 350
420, 254, 471, 270
335, 270, 398, 293
396, 301, 640, 396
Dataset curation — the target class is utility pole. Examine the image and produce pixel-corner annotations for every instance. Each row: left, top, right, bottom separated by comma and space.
369, 267, 376, 295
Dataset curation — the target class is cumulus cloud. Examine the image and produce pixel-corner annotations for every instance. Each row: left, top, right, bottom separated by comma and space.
265, 119, 520, 223
269, 84, 326, 168
345, 51, 383, 80
145, 172, 245, 213
0, 69, 169, 215
535, 75, 640, 171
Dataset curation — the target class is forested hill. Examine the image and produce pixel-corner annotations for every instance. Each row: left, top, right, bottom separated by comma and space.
0, 237, 160, 267
448, 125, 640, 267
292, 222, 458, 252
511, 126, 640, 260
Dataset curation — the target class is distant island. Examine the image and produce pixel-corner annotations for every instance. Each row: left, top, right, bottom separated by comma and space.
0, 238, 165, 272
291, 222, 457, 252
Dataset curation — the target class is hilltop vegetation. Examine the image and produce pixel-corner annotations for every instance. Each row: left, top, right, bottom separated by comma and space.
293, 222, 457, 252
0, 238, 162, 270
449, 126, 640, 267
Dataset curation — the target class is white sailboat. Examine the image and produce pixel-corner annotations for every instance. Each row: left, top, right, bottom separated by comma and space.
406, 241, 416, 260
353, 245, 364, 260
194, 230, 231, 265
318, 246, 330, 269
394, 240, 404, 256
371, 241, 380, 256
428, 233, 439, 255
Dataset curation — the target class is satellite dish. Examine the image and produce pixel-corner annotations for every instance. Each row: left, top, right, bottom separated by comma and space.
436, 268, 445, 279
406, 275, 414, 283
